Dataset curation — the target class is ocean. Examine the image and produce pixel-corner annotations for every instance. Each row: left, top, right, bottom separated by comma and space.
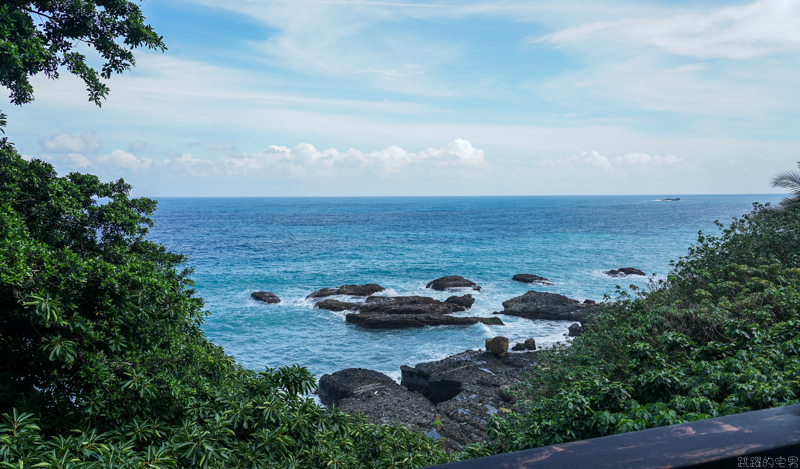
148, 195, 778, 382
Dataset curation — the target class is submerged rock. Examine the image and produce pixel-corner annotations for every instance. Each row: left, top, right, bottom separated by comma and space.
426, 276, 481, 291
307, 284, 385, 299
496, 291, 593, 322
512, 274, 553, 285
605, 268, 646, 277
250, 291, 281, 304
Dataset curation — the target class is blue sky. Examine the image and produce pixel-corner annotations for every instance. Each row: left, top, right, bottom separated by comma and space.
5, 0, 799, 196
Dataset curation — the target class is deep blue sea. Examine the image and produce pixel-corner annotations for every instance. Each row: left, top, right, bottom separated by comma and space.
148, 195, 778, 382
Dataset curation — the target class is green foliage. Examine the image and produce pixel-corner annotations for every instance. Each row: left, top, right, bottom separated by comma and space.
0, 1, 166, 107
0, 144, 450, 468
488, 202, 800, 453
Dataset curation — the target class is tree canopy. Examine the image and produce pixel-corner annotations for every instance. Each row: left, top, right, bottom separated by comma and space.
0, 0, 165, 107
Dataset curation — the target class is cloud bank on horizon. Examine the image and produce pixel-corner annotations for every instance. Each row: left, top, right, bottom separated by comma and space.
5, 0, 799, 196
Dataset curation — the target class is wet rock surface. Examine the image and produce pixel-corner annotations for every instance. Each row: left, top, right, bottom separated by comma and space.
606, 267, 646, 277
512, 274, 553, 285
250, 291, 281, 304
444, 294, 475, 309
317, 294, 501, 329
307, 284, 385, 299
345, 313, 503, 329
426, 276, 481, 291
496, 291, 594, 322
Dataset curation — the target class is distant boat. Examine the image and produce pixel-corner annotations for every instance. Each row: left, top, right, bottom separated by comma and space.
661, 198, 681, 201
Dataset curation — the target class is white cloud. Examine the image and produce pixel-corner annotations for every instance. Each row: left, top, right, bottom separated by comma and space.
222, 138, 489, 177
538, 150, 681, 173
536, 0, 800, 60
40, 131, 102, 153
96, 149, 153, 171
33, 139, 489, 179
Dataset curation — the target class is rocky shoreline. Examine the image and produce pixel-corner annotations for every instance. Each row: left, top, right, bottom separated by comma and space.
317, 344, 540, 451
253, 272, 637, 447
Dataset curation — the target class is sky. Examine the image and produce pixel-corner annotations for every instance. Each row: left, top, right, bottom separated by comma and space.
4, 0, 800, 197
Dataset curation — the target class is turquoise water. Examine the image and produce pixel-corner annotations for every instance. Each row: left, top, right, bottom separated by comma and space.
148, 195, 778, 381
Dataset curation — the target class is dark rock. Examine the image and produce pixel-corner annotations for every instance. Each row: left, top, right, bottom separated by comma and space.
315, 299, 360, 311
307, 284, 385, 299
512, 274, 553, 285
318, 368, 397, 406
661, 198, 681, 201
583, 299, 597, 305
250, 291, 281, 304
568, 323, 585, 337
359, 296, 467, 315
511, 343, 526, 351
345, 313, 503, 329
318, 368, 441, 435
485, 337, 509, 355
497, 291, 594, 322
445, 294, 474, 309
478, 317, 504, 326
426, 275, 481, 291
524, 338, 536, 350
401, 350, 537, 446
606, 267, 646, 277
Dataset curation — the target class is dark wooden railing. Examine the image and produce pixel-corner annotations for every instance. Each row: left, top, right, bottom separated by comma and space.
422, 404, 800, 469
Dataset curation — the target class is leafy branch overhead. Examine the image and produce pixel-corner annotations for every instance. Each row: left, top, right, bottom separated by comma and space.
0, 1, 166, 107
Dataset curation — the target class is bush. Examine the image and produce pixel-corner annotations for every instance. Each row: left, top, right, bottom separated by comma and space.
487, 202, 800, 453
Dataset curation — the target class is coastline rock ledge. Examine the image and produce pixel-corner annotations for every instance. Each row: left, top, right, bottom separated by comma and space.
496, 291, 594, 322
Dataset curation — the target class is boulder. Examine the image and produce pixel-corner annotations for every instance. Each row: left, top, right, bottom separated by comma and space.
512, 274, 553, 285
524, 338, 536, 350
583, 299, 597, 305
345, 313, 504, 329
511, 343, 526, 351
318, 368, 441, 436
250, 291, 281, 304
400, 350, 538, 446
318, 368, 396, 406
606, 268, 646, 277
568, 323, 585, 337
445, 294, 475, 309
426, 276, 481, 291
485, 336, 509, 355
497, 291, 594, 322
315, 295, 467, 315
307, 284, 385, 299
